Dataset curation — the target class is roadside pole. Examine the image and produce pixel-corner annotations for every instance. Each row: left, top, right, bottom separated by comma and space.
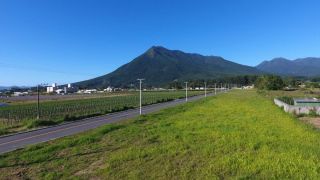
137, 79, 144, 115
215, 83, 217, 95
204, 82, 207, 97
37, 85, 40, 120
185, 82, 188, 102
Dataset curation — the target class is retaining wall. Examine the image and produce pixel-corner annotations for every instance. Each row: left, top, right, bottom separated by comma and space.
274, 98, 320, 115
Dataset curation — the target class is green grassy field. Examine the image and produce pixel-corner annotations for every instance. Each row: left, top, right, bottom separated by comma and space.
1, 90, 320, 179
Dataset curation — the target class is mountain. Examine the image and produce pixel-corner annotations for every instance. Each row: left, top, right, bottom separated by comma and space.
76, 46, 262, 88
256, 57, 320, 77
0, 86, 9, 90
0, 86, 30, 91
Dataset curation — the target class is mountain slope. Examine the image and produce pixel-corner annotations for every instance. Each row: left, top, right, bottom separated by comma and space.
76, 46, 262, 88
256, 57, 320, 77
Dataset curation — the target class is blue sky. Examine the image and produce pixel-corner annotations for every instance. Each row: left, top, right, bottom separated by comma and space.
1, 0, 320, 86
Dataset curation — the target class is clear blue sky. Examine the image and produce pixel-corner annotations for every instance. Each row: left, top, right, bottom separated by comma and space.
1, 0, 320, 86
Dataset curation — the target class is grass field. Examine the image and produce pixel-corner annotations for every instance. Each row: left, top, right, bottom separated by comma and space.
1, 90, 320, 179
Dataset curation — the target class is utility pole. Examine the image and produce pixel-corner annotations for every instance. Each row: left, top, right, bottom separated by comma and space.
37, 83, 48, 120
137, 79, 144, 115
204, 82, 207, 97
215, 83, 217, 95
37, 85, 40, 120
185, 82, 188, 102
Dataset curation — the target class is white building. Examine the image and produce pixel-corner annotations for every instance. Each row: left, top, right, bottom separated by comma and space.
55, 89, 65, 95
47, 83, 58, 93
84, 89, 97, 94
13, 92, 28, 96
47, 86, 55, 93
104, 86, 113, 92
242, 85, 255, 89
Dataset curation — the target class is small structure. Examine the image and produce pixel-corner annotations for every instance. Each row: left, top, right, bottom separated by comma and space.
275, 98, 320, 115
64, 84, 78, 94
13, 92, 28, 96
242, 85, 254, 89
294, 98, 320, 106
104, 86, 113, 92
55, 89, 65, 95
83, 89, 97, 94
47, 83, 78, 94
47, 83, 58, 93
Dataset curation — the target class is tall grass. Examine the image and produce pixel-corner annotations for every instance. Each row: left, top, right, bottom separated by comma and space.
1, 90, 320, 179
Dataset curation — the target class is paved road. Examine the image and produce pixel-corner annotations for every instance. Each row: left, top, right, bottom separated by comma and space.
0, 93, 216, 154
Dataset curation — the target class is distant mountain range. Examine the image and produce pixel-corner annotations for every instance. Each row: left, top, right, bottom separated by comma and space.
2, 47, 319, 88
256, 57, 320, 77
0, 86, 30, 90
76, 46, 262, 88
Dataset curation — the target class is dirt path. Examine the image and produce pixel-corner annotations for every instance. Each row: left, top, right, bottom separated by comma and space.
299, 117, 320, 128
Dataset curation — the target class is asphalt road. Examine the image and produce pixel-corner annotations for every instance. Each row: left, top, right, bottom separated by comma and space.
0, 93, 216, 154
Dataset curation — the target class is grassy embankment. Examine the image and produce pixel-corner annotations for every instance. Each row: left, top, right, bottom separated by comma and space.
1, 90, 320, 179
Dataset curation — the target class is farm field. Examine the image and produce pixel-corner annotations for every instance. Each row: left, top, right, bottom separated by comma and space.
1, 90, 320, 179
0, 90, 209, 135
0, 91, 135, 105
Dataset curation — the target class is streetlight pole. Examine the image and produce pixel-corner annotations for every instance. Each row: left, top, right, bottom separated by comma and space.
37, 85, 40, 120
36, 83, 47, 120
204, 82, 207, 97
137, 79, 144, 115
215, 83, 217, 95
185, 82, 188, 102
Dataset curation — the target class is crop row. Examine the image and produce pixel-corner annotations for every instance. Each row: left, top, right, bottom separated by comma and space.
0, 91, 210, 129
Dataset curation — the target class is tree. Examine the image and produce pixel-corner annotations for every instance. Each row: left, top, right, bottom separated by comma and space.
255, 75, 285, 90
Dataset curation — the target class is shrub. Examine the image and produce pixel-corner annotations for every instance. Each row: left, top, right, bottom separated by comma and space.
278, 96, 294, 105
255, 75, 285, 90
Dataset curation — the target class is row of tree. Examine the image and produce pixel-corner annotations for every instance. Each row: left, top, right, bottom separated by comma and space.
168, 74, 319, 91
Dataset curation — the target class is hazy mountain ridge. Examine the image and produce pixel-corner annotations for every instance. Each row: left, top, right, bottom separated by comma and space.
256, 57, 320, 77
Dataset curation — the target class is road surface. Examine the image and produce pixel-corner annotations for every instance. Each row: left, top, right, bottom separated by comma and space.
0, 93, 216, 154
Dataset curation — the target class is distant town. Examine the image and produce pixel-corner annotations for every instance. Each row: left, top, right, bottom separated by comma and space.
0, 82, 257, 98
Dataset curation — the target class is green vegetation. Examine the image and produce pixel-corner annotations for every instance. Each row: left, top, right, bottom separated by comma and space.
305, 82, 320, 89
255, 75, 285, 90
278, 96, 294, 105
1, 90, 320, 179
0, 91, 207, 135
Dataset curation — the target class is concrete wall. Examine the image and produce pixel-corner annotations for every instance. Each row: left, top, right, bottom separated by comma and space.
274, 98, 320, 115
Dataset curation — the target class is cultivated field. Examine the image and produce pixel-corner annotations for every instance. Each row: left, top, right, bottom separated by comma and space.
0, 90, 209, 135
1, 90, 320, 179
0, 92, 134, 104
